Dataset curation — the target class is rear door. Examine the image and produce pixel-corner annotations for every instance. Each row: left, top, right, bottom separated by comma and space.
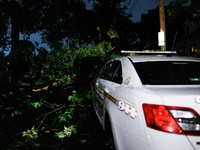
92, 60, 122, 123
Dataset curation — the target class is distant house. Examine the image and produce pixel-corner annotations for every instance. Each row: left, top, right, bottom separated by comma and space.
175, 18, 200, 56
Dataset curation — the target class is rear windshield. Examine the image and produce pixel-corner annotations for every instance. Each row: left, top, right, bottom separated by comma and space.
133, 61, 200, 85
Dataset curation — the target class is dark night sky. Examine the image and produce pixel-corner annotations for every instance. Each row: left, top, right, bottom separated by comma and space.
85, 0, 174, 22
128, 0, 173, 22
14, 0, 174, 56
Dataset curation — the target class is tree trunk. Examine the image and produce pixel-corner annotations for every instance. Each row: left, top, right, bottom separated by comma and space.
10, 13, 20, 80
11, 18, 19, 61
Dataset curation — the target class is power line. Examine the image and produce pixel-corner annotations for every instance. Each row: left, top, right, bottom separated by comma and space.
124, 0, 131, 14
124, 0, 129, 7
130, 0, 139, 13
128, 0, 138, 14
126, 0, 132, 8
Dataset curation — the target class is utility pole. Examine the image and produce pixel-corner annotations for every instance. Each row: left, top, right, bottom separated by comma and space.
158, 0, 166, 51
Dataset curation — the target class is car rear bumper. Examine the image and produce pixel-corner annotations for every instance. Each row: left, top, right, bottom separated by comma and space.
113, 123, 195, 150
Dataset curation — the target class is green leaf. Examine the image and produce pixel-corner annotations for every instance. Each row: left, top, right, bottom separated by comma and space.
31, 102, 42, 108
68, 96, 73, 101
59, 116, 67, 122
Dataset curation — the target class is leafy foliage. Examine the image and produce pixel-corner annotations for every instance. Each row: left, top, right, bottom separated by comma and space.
107, 25, 118, 39
55, 125, 77, 139
167, 0, 191, 18
167, 0, 200, 19
1, 39, 116, 149
22, 126, 38, 141
92, 0, 135, 49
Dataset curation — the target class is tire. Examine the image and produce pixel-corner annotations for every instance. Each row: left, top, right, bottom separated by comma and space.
104, 116, 116, 150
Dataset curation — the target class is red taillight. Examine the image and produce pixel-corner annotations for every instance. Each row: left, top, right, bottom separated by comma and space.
142, 104, 183, 134
167, 106, 200, 136
143, 104, 200, 135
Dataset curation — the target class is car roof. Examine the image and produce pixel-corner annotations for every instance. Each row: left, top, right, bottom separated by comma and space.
127, 55, 200, 63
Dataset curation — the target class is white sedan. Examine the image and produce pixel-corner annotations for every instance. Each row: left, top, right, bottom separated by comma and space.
91, 53, 200, 150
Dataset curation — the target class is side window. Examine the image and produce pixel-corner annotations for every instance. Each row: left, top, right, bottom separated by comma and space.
112, 63, 122, 84
99, 60, 122, 84
99, 61, 112, 79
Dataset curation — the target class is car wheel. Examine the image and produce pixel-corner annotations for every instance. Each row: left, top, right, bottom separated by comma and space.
104, 116, 115, 150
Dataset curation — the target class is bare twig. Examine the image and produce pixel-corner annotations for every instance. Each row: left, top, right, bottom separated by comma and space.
36, 105, 66, 130
35, 100, 85, 131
